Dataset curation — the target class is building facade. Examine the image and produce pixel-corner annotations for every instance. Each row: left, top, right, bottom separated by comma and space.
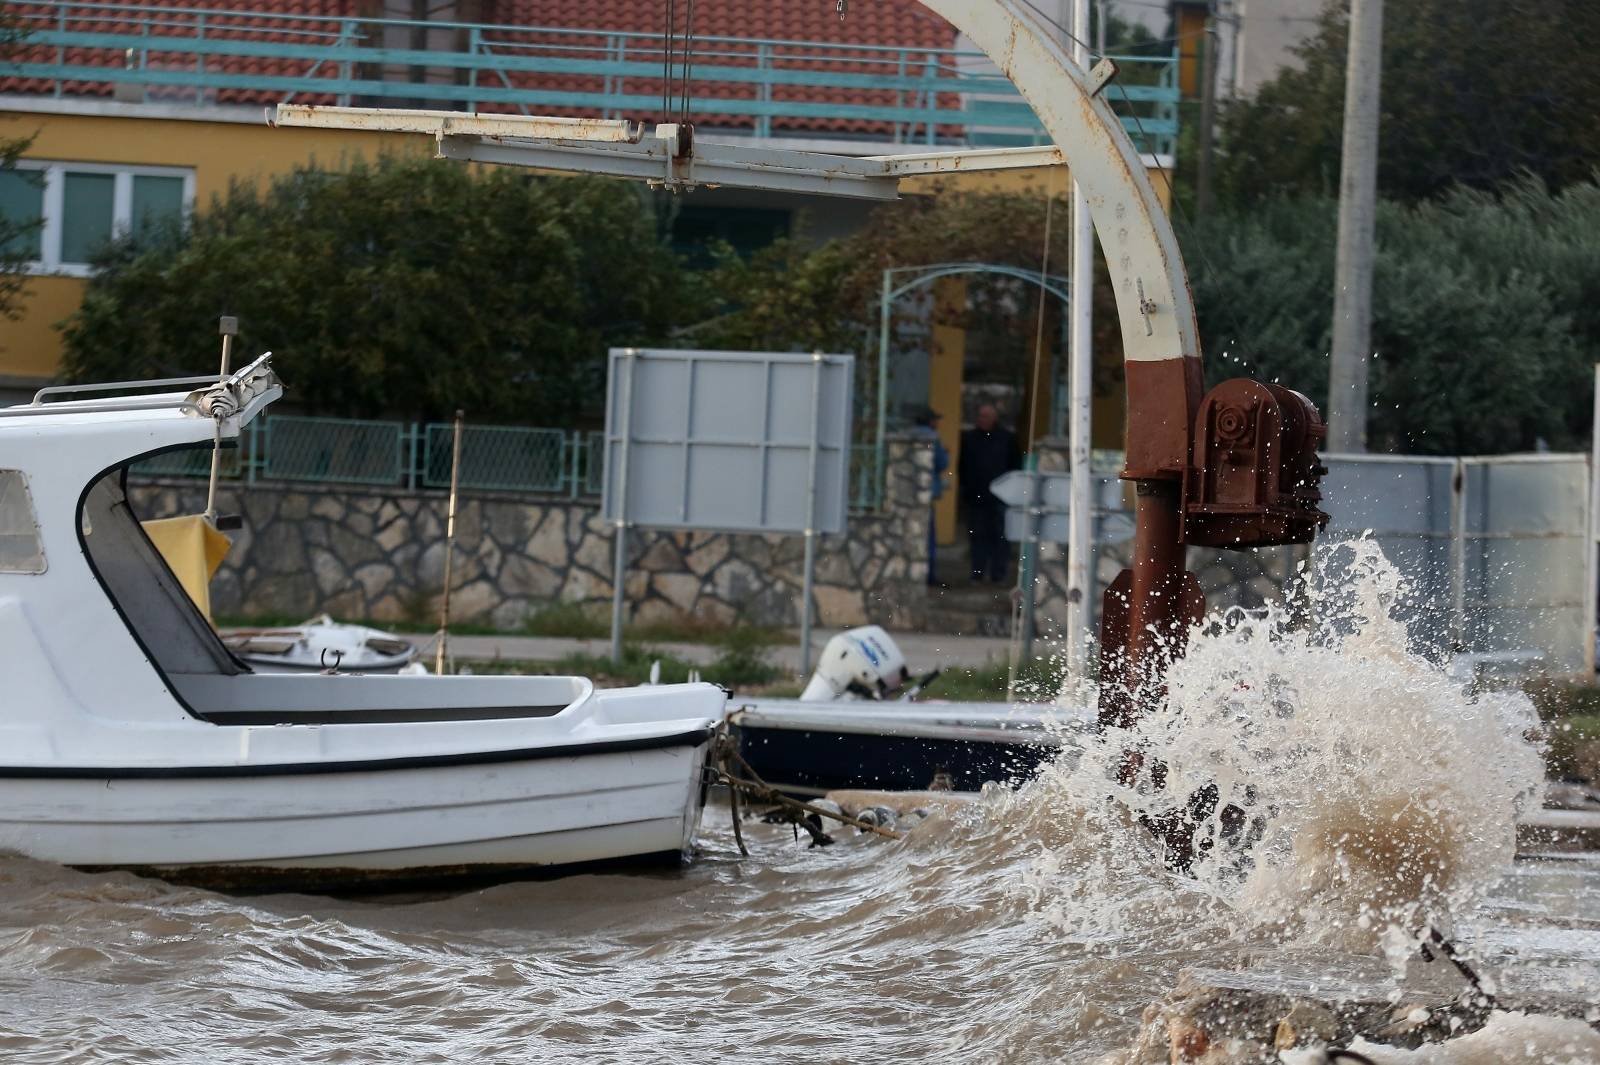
1, 0, 1181, 579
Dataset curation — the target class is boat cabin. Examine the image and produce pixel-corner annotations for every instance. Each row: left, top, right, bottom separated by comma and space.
0, 356, 713, 771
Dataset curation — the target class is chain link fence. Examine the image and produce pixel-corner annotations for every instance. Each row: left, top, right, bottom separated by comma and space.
262, 416, 405, 486
130, 415, 887, 510
422, 422, 568, 494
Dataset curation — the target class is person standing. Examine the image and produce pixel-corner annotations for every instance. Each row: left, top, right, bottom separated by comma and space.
910, 406, 949, 586
958, 404, 1020, 584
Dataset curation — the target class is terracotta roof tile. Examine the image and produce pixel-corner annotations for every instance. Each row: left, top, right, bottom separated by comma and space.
2, 1, 958, 136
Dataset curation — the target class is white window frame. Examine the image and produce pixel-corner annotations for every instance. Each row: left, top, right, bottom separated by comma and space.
9, 160, 196, 278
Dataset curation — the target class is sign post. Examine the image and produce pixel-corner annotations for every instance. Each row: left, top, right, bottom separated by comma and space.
603, 349, 854, 674
800, 353, 826, 675
608, 350, 638, 664
993, 465, 1132, 673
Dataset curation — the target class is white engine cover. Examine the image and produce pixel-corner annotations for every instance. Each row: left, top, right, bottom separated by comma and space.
800, 625, 910, 701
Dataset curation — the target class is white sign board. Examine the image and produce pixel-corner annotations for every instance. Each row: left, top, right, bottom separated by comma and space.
602, 348, 855, 535
995, 469, 1133, 545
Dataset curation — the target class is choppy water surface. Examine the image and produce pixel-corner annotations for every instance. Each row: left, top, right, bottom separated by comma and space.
2, 541, 1597, 1062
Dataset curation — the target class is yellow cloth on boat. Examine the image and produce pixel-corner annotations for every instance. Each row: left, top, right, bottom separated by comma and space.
141, 515, 232, 622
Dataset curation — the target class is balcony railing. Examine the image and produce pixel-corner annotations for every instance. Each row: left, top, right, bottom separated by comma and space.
6, 2, 1180, 156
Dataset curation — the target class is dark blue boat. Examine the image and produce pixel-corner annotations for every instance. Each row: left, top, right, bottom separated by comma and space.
728, 701, 1082, 796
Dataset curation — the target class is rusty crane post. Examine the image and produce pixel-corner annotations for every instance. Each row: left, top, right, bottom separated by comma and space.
1100, 376, 1331, 715
1100, 373, 1330, 867
1100, 373, 1329, 732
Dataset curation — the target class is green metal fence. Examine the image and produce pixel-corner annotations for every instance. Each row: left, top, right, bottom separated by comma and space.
134, 444, 242, 479
129, 415, 887, 510
422, 422, 567, 494
584, 431, 607, 498
263, 415, 406, 486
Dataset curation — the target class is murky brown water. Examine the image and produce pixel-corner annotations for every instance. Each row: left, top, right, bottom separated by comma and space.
0, 805, 1595, 1064
3, 542, 1597, 1062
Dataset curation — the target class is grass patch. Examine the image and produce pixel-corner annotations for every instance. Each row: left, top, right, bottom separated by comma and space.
1520, 680, 1600, 781
215, 613, 509, 637
468, 637, 782, 691
1525, 679, 1600, 721
523, 602, 786, 648
521, 602, 610, 639
467, 640, 1068, 703
923, 657, 1070, 703
630, 619, 787, 648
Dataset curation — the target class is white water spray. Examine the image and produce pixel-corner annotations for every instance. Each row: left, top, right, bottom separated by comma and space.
1001, 538, 1547, 950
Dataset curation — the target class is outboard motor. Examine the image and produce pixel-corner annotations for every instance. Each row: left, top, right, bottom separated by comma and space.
800, 626, 911, 701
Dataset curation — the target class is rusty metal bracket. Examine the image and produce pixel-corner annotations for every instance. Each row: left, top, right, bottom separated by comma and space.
1087, 58, 1118, 97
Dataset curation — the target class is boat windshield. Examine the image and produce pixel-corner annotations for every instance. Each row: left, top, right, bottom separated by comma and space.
79, 465, 244, 678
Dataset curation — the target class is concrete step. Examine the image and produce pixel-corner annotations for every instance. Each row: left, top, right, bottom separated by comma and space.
922, 582, 1016, 637
1519, 808, 1600, 853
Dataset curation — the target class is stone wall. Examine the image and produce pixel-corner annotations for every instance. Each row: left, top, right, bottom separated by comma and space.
129, 435, 935, 631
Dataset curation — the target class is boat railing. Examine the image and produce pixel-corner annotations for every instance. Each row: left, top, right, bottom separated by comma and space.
30, 374, 226, 406
0, 390, 206, 419
2, 355, 280, 422
5, 376, 220, 420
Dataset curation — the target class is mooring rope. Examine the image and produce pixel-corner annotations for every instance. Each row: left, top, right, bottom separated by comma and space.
710, 728, 905, 845
1419, 924, 1497, 1007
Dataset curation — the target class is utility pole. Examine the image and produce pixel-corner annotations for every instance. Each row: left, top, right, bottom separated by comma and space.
1327, 0, 1384, 452
1095, 0, 1108, 58
1065, 0, 1096, 682
1195, 12, 1219, 214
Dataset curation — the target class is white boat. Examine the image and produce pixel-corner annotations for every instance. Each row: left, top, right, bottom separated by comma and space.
222, 615, 420, 673
0, 356, 725, 890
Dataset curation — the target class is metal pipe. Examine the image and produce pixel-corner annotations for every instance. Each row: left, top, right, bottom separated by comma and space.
31, 373, 232, 404
610, 350, 638, 665
876, 271, 892, 516
1065, 0, 1096, 682
1195, 19, 1218, 215
1126, 479, 1185, 687
1006, 453, 1040, 698
204, 316, 237, 521
0, 398, 203, 419
434, 409, 465, 675
800, 352, 826, 677
1327, 0, 1384, 451
1588, 364, 1600, 674
1449, 457, 1467, 653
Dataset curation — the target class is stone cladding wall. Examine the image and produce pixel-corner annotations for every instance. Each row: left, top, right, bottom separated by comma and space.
129, 435, 935, 631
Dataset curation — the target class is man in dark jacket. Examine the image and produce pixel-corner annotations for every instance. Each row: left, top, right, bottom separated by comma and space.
958, 404, 1020, 583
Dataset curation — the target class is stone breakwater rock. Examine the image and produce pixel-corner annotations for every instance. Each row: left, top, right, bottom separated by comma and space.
1108, 974, 1600, 1065
127, 435, 937, 632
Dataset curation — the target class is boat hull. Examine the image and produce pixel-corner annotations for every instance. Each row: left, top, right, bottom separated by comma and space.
732, 710, 1064, 796
0, 739, 711, 890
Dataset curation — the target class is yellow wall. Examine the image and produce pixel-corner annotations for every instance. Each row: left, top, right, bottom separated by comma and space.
902, 161, 1174, 209
0, 107, 430, 382
1, 275, 83, 380
1176, 5, 1209, 99
929, 276, 966, 545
